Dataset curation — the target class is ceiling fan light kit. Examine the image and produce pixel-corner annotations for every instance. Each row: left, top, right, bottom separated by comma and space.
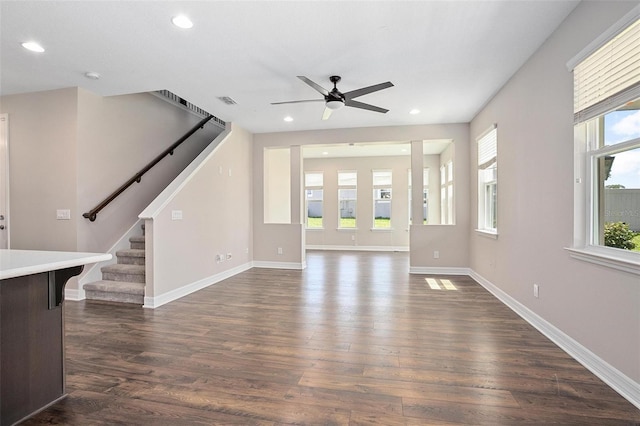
272, 75, 393, 120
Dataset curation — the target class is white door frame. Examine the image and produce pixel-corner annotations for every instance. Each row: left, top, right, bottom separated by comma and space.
0, 113, 9, 249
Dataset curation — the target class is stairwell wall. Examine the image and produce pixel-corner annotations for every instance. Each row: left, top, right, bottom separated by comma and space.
0, 87, 223, 294
143, 123, 253, 306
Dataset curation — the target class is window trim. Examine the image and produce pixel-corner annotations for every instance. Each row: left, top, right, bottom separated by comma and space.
477, 125, 498, 234
304, 171, 324, 230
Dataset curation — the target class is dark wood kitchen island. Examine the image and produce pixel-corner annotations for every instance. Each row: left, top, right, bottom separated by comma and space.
0, 249, 111, 426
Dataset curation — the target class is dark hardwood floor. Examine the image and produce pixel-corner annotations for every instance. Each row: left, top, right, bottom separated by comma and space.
22, 251, 640, 425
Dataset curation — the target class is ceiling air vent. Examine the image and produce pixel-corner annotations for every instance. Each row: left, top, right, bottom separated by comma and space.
218, 96, 237, 105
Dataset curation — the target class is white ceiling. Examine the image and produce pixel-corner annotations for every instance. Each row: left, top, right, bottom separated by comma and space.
0, 1, 579, 134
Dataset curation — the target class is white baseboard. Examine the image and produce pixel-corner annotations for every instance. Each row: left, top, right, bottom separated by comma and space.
469, 270, 640, 411
64, 288, 85, 301
306, 245, 409, 252
252, 260, 306, 270
143, 262, 252, 309
409, 266, 471, 275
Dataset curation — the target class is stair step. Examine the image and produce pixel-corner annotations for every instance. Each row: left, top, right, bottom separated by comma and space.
102, 264, 145, 283
116, 249, 145, 265
84, 280, 144, 304
129, 235, 145, 250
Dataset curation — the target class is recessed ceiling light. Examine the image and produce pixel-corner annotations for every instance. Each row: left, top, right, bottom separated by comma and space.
172, 15, 193, 29
84, 72, 101, 80
409, 109, 420, 115
21, 41, 45, 53
284, 116, 293, 122
322, 151, 329, 155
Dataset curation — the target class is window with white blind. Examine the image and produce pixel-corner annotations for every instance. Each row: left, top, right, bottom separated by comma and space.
305, 172, 323, 228
569, 10, 640, 273
477, 125, 498, 234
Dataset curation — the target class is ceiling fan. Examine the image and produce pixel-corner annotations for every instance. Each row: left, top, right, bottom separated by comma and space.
272, 76, 394, 120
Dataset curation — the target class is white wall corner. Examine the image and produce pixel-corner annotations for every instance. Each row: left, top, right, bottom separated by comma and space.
469, 270, 640, 411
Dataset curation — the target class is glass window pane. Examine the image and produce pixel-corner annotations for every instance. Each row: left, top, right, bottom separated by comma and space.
339, 188, 356, 228
604, 105, 640, 147
599, 147, 640, 248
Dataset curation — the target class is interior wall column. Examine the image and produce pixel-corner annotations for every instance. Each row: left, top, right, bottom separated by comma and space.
411, 140, 424, 224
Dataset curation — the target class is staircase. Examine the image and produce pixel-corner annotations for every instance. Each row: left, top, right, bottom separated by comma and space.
83, 226, 145, 305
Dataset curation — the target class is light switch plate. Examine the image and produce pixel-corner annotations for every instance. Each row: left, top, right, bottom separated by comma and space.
56, 209, 71, 220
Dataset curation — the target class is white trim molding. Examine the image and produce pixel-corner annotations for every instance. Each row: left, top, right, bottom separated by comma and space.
252, 260, 307, 270
307, 245, 409, 252
566, 247, 640, 276
409, 266, 471, 275
469, 269, 640, 411
143, 262, 252, 309
64, 288, 84, 301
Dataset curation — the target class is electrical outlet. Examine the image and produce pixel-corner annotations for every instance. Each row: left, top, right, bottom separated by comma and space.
433, 250, 440, 259
277, 247, 283, 255
351, 235, 355, 241
171, 210, 183, 220
533, 284, 539, 298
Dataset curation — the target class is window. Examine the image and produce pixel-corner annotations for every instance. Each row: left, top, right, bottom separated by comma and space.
440, 161, 454, 224
477, 125, 498, 233
305, 172, 323, 228
338, 171, 357, 228
570, 14, 640, 272
373, 170, 392, 229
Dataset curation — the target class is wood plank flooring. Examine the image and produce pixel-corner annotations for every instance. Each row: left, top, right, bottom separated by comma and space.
22, 251, 640, 425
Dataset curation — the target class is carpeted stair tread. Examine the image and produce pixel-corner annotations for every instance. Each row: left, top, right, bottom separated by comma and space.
116, 249, 145, 257
84, 280, 144, 295
101, 264, 145, 275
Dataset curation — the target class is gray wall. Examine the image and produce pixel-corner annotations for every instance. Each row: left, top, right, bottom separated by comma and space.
469, 1, 640, 382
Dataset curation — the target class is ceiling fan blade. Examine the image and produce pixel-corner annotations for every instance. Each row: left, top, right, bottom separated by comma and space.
343, 82, 394, 100
345, 99, 389, 114
322, 107, 333, 120
298, 76, 330, 97
271, 99, 325, 105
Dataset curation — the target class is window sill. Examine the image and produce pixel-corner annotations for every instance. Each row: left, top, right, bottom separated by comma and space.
565, 246, 640, 276
370, 228, 394, 232
475, 229, 498, 239
337, 228, 358, 231
305, 227, 324, 231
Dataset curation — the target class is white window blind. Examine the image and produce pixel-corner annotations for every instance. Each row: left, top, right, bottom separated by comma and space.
478, 126, 497, 169
574, 17, 640, 123
305, 172, 323, 187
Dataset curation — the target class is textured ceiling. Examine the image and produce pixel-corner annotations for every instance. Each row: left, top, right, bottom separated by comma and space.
0, 1, 579, 134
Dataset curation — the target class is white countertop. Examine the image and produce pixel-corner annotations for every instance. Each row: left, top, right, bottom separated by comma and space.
0, 249, 112, 280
